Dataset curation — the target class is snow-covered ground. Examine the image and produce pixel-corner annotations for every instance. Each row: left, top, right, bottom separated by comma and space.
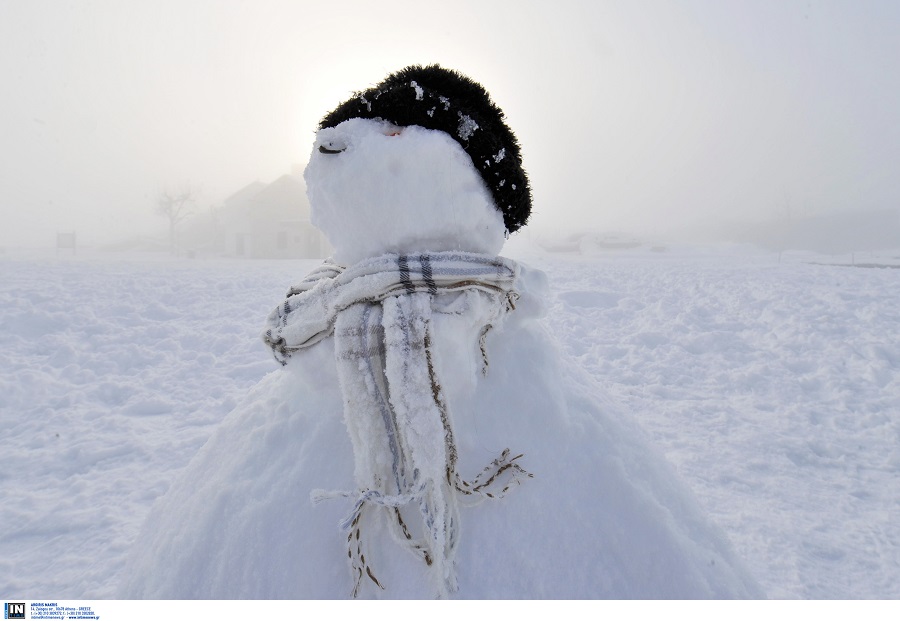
1, 241, 898, 599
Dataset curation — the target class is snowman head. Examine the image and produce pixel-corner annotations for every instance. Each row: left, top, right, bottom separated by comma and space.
304, 65, 531, 266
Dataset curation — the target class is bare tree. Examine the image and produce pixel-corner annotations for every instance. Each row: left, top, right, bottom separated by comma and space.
156, 185, 197, 253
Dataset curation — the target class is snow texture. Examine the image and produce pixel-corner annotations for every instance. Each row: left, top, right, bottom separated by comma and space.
114, 117, 766, 598
456, 113, 479, 141
113, 254, 760, 598
410, 80, 424, 101
306, 119, 506, 266
3, 112, 898, 598
2, 244, 899, 598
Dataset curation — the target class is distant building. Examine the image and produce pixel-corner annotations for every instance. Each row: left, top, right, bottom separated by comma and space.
186, 175, 330, 259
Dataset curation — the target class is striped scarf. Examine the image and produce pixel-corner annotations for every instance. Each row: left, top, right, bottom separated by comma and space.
263, 252, 532, 598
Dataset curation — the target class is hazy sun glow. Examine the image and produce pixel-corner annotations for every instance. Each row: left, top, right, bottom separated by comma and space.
2, 0, 898, 248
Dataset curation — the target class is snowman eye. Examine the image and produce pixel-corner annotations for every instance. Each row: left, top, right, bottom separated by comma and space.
316, 133, 348, 155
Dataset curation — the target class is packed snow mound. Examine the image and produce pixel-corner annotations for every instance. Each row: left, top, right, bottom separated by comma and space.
118, 263, 762, 598
306, 119, 506, 266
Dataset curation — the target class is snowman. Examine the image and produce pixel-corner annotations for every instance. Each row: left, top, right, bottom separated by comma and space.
118, 65, 762, 599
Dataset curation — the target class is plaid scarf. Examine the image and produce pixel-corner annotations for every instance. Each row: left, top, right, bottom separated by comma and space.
263, 252, 532, 597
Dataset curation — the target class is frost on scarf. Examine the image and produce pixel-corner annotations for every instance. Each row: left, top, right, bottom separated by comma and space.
264, 252, 532, 598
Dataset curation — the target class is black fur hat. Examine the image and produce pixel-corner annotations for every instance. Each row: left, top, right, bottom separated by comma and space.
319, 65, 531, 233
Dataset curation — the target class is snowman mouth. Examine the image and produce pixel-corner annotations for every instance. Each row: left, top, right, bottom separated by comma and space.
318, 145, 346, 155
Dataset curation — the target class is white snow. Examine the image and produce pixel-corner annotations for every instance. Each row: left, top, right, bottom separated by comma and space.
410, 80, 424, 101
456, 113, 479, 141
2, 243, 898, 598
306, 119, 506, 266
107, 118, 765, 598
3, 112, 898, 599
112, 249, 758, 598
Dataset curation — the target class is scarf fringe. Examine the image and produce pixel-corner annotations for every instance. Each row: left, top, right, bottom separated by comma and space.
310, 445, 533, 598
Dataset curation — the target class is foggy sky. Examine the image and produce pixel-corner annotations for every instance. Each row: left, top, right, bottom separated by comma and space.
2, 0, 898, 248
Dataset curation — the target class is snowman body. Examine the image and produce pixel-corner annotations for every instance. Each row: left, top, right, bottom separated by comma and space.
118, 116, 762, 599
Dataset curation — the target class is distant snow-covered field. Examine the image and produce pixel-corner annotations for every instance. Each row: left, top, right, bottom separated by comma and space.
1, 242, 898, 599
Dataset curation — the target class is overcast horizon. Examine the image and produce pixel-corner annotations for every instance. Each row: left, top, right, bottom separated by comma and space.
2, 0, 898, 249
